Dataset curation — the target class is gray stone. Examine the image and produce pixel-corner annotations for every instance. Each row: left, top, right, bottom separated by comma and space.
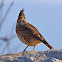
0, 49, 62, 62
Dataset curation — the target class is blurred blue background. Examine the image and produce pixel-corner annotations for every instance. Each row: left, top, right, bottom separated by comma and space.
0, 0, 62, 55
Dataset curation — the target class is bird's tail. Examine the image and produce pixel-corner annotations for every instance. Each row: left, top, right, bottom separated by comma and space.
39, 33, 54, 49
42, 40, 54, 49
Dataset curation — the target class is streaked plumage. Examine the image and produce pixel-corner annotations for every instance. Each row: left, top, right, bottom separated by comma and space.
16, 9, 54, 51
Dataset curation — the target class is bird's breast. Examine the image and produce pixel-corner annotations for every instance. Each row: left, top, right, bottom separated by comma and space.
17, 34, 42, 46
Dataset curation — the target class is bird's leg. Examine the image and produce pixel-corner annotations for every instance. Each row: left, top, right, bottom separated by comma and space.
33, 46, 35, 51
23, 45, 28, 52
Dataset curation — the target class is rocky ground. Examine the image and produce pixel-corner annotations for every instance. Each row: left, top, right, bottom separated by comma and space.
0, 49, 62, 62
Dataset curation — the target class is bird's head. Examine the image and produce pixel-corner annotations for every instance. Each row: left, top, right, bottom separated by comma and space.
17, 8, 26, 23
19, 8, 25, 17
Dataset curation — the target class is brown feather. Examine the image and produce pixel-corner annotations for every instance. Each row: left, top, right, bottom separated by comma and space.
16, 9, 54, 50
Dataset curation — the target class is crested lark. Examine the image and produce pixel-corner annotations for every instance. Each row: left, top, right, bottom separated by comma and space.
16, 9, 54, 52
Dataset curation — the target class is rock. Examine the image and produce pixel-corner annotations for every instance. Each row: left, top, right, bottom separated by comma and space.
0, 49, 62, 62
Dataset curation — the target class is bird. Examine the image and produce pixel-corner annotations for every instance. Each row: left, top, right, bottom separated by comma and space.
16, 9, 54, 52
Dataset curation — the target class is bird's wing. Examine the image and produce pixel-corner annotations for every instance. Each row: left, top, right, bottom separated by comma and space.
26, 22, 43, 37
21, 23, 54, 49
17, 22, 44, 41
